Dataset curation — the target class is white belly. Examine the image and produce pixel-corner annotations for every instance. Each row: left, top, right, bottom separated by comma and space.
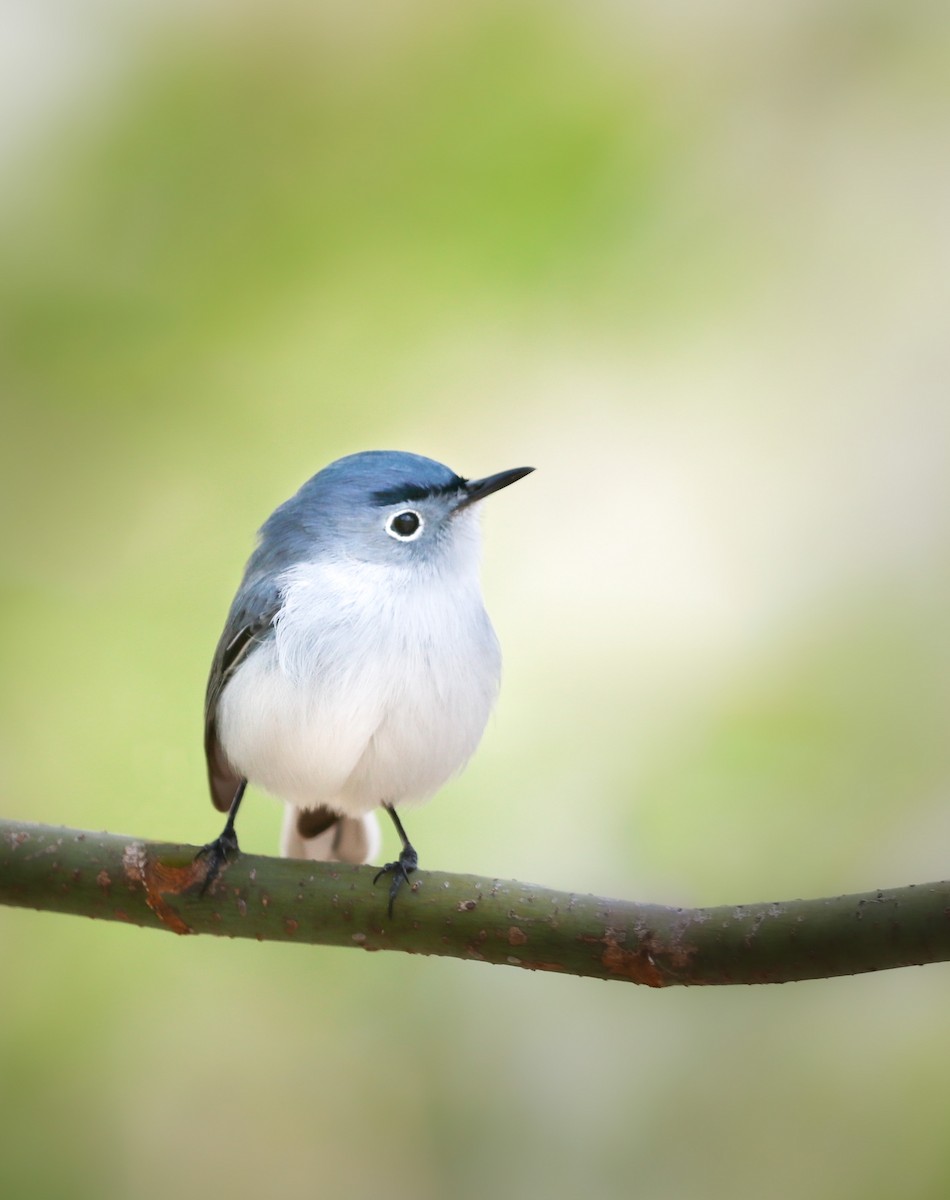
216, 557, 501, 817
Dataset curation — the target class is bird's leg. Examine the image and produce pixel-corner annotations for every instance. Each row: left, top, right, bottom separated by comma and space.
195, 778, 247, 892
373, 805, 418, 918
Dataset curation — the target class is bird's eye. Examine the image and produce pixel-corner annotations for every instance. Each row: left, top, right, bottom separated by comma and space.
385, 509, 424, 541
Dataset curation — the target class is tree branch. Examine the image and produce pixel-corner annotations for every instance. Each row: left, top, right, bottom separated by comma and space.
2, 817, 949, 986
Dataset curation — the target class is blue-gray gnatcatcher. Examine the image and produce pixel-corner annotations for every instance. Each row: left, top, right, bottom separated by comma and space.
200, 450, 533, 913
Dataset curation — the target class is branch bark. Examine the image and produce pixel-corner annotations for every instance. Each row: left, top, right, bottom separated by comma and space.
2, 817, 949, 987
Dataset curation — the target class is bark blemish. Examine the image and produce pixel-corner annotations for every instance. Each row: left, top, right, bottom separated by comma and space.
122, 842, 194, 936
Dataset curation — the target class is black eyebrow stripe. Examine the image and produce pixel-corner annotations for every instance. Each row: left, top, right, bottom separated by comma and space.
371, 476, 466, 506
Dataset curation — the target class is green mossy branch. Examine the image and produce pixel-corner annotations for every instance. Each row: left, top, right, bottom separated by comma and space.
2, 818, 949, 987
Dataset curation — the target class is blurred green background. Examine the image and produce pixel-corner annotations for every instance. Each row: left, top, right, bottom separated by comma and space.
3, 1, 950, 1197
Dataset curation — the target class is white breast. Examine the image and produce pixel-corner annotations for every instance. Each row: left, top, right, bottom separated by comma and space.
216, 554, 501, 817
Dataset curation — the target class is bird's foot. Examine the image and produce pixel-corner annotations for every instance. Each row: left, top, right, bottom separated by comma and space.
373, 843, 418, 918
194, 827, 240, 894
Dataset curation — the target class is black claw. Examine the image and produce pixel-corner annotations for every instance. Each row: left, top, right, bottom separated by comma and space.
195, 827, 240, 894
373, 843, 419, 918
196, 779, 246, 894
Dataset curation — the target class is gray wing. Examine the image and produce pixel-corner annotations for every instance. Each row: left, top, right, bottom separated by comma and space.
204, 575, 282, 812
205, 484, 324, 811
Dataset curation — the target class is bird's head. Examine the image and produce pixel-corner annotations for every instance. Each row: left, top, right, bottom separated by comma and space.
262, 450, 533, 573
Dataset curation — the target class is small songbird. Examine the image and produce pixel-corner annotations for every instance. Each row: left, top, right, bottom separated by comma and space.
200, 450, 533, 913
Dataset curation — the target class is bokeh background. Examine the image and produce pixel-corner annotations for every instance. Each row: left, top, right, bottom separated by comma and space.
3, 1, 950, 1197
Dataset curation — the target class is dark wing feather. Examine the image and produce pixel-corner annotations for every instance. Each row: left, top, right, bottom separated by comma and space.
204, 578, 282, 812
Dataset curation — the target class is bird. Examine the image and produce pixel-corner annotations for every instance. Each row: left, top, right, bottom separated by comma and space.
199, 449, 533, 914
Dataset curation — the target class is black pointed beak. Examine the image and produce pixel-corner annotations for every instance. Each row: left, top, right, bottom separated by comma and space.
454, 465, 535, 513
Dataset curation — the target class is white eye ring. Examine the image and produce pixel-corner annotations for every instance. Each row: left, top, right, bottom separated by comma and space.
385, 509, 424, 541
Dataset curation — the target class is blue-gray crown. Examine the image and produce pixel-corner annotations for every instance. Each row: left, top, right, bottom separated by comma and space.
318, 450, 465, 508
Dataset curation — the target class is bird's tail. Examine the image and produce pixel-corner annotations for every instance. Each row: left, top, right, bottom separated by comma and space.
280, 804, 380, 865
